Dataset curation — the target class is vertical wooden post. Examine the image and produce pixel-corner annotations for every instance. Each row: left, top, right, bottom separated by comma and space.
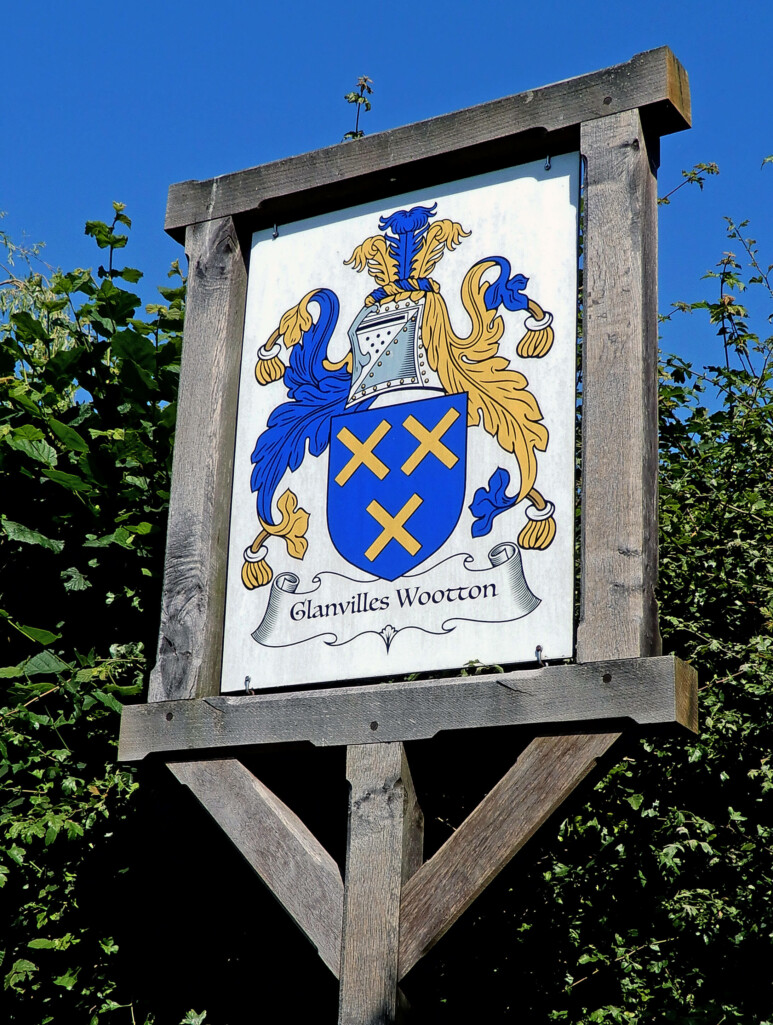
339, 743, 423, 1025
578, 108, 661, 663
149, 215, 247, 702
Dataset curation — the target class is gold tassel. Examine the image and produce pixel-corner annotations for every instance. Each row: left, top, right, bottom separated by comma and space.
518, 488, 556, 550
242, 553, 273, 588
254, 330, 285, 386
241, 491, 310, 590
242, 531, 272, 589
516, 299, 554, 359
518, 516, 556, 550
255, 356, 285, 385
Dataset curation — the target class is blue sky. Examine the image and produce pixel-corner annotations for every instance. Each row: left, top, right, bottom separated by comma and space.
3, 1, 771, 368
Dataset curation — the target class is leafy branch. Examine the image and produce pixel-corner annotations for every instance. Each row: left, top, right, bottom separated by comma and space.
658, 161, 719, 205
343, 75, 373, 141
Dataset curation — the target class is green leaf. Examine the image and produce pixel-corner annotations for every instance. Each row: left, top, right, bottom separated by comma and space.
1, 518, 64, 553
117, 266, 143, 283
48, 418, 89, 452
11, 310, 49, 344
7, 385, 39, 416
6, 432, 57, 467
41, 468, 94, 493
83, 527, 134, 549
7, 424, 44, 441
94, 690, 123, 714
14, 623, 62, 645
112, 330, 156, 372
52, 968, 79, 990
61, 567, 91, 591
180, 1012, 207, 1025
125, 521, 154, 535
84, 220, 128, 250
24, 650, 70, 675
4, 958, 37, 992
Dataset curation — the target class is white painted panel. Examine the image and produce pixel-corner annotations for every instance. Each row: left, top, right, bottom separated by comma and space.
222, 156, 579, 691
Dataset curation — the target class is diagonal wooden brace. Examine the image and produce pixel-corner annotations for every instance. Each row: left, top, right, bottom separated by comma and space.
171, 757, 344, 976
398, 732, 618, 977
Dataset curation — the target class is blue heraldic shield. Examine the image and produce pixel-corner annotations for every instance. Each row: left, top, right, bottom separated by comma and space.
327, 393, 467, 581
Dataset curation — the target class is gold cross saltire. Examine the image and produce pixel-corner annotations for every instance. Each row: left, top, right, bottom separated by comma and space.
335, 420, 391, 486
364, 494, 423, 561
401, 407, 461, 475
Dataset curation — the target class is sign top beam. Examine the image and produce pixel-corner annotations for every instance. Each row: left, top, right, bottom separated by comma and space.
165, 46, 690, 241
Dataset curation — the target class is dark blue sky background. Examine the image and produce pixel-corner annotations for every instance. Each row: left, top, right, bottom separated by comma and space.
3, 1, 771, 368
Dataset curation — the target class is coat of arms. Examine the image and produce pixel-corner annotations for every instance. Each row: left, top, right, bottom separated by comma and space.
229, 193, 571, 671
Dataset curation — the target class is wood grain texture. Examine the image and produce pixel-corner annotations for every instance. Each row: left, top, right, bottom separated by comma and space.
120, 656, 696, 760
338, 743, 418, 1024
577, 109, 662, 664
171, 757, 343, 976
165, 48, 690, 240
397, 732, 616, 977
401, 753, 424, 885
675, 657, 699, 733
148, 217, 247, 702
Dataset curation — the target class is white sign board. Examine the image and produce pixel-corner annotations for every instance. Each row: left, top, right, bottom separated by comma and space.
221, 155, 579, 691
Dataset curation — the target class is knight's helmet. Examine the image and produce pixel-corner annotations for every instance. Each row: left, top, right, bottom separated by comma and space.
344, 204, 445, 407
346, 294, 443, 405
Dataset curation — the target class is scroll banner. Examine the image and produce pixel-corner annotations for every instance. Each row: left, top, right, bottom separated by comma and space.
252, 542, 539, 651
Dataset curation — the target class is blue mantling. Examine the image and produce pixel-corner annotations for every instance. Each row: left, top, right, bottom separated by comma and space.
469, 467, 519, 537
482, 257, 529, 313
250, 289, 372, 526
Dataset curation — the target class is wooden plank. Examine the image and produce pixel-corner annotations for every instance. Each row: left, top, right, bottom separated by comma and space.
165, 48, 690, 239
338, 743, 418, 1024
675, 655, 699, 733
148, 216, 247, 702
398, 732, 614, 977
171, 757, 344, 977
120, 655, 696, 760
401, 752, 424, 885
577, 107, 662, 663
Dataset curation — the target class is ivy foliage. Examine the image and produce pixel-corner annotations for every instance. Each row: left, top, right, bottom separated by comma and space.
0, 202, 771, 1024
1, 206, 183, 1024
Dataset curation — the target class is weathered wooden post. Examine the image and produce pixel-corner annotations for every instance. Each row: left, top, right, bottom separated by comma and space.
120, 48, 697, 1022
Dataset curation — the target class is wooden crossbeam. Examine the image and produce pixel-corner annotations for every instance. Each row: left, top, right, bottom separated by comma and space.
164, 48, 689, 240
171, 757, 344, 976
119, 655, 697, 761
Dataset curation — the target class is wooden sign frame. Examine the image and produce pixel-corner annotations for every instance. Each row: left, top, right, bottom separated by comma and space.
119, 47, 696, 1023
